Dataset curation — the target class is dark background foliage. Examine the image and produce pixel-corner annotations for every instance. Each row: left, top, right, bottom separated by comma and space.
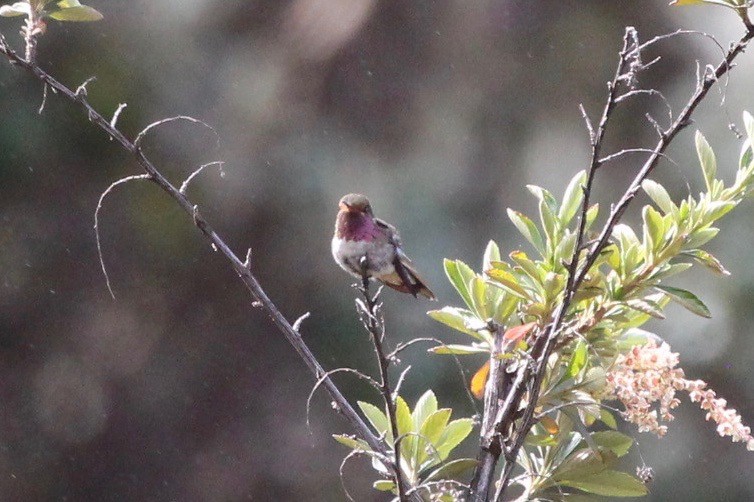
1, 1, 753, 500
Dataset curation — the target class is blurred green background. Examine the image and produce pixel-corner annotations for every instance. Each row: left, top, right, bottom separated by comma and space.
1, 1, 754, 500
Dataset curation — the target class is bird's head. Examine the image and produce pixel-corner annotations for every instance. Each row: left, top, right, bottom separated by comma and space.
338, 193, 373, 216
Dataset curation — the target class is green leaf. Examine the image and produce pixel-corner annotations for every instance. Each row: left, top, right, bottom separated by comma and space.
358, 401, 390, 440
420, 409, 452, 446
585, 203, 599, 231
427, 307, 488, 341
527, 184, 559, 215
625, 298, 665, 319
0, 2, 31, 16
395, 396, 414, 464
696, 131, 717, 193
48, 5, 103, 21
509, 251, 545, 283
599, 409, 618, 429
655, 284, 712, 318
560, 470, 648, 497
373, 479, 395, 492
444, 259, 476, 311
554, 230, 577, 264
642, 205, 665, 256
552, 448, 613, 482
537, 197, 558, 253
559, 170, 587, 225
567, 340, 588, 378
704, 200, 737, 221
412, 390, 438, 431
745, 111, 754, 145
592, 431, 634, 457
482, 240, 501, 271
471, 276, 490, 319
416, 409, 452, 466
423, 458, 478, 482
436, 418, 474, 460
642, 179, 676, 215
428, 344, 489, 355
486, 267, 530, 299
333, 434, 372, 451
685, 226, 719, 248
648, 262, 692, 282
616, 327, 662, 350
395, 396, 413, 437
507, 209, 545, 255
682, 249, 730, 275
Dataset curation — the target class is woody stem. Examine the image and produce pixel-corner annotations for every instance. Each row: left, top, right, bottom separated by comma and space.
359, 259, 408, 501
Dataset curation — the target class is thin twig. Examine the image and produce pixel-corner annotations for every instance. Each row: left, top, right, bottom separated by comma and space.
38, 82, 47, 114
94, 174, 152, 299
180, 161, 225, 195
306, 367, 382, 432
357, 263, 409, 501
292, 311, 311, 332
110, 103, 127, 129
598, 147, 678, 168
134, 115, 220, 150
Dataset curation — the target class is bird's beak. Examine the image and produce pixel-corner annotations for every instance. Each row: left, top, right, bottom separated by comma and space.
339, 201, 352, 212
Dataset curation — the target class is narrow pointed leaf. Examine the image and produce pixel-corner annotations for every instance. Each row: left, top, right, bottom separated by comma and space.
482, 240, 501, 271
567, 340, 588, 378
642, 179, 676, 215
655, 285, 711, 318
682, 249, 730, 275
560, 470, 648, 497
625, 298, 665, 319
429, 344, 489, 355
592, 431, 634, 457
373, 480, 395, 492
485, 268, 530, 299
358, 401, 390, 439
507, 209, 545, 255
436, 418, 474, 460
427, 306, 488, 341
423, 458, 478, 482
444, 259, 476, 310
48, 5, 103, 21
600, 409, 618, 429
419, 409, 452, 452
395, 396, 413, 438
333, 434, 372, 451
471, 276, 489, 319
412, 390, 438, 430
559, 170, 587, 225
685, 227, 719, 248
696, 131, 717, 193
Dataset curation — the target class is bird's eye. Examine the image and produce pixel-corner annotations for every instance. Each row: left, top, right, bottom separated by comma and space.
364, 205, 371, 212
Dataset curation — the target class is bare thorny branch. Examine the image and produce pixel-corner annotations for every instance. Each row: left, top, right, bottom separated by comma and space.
469, 18, 754, 502
0, 28, 400, 494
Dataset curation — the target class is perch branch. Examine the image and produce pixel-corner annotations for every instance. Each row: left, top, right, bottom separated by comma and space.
356, 260, 408, 501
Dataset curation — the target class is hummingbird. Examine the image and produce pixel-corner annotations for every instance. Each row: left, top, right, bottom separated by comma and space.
332, 193, 436, 300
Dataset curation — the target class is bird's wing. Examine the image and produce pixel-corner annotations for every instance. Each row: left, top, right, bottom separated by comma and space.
374, 218, 435, 300
375, 217, 405, 253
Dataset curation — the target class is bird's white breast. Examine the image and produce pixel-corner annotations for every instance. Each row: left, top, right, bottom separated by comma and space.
331, 236, 395, 278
